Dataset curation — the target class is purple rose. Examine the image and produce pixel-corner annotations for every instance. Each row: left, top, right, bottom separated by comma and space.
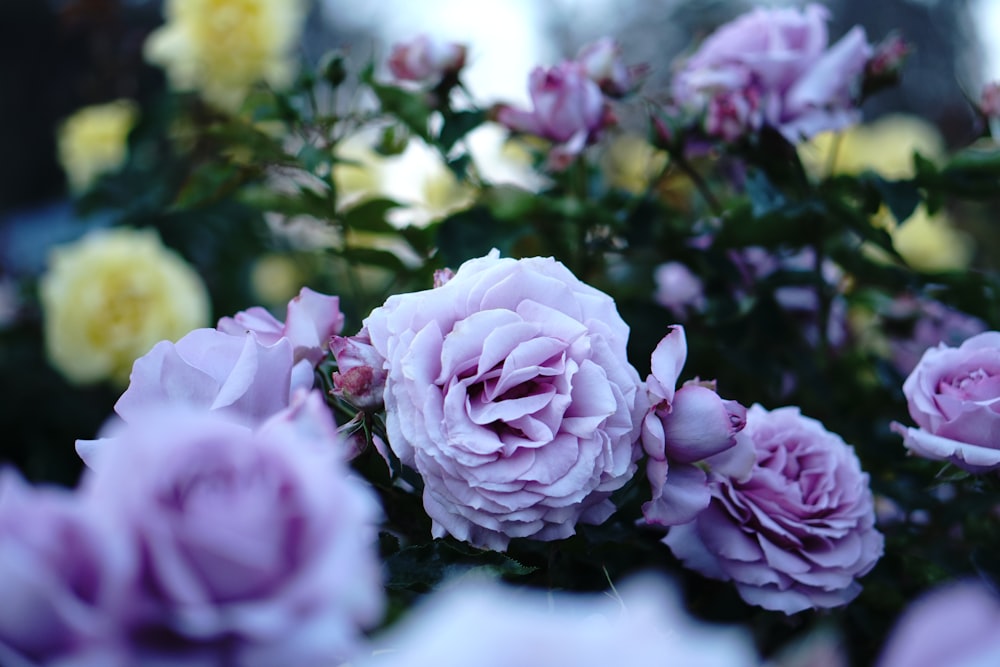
0, 469, 133, 667
497, 61, 611, 170
80, 397, 384, 665
641, 326, 752, 527
354, 575, 759, 667
653, 262, 706, 318
76, 328, 297, 467
892, 331, 1000, 472
671, 4, 871, 143
877, 581, 1000, 667
364, 250, 646, 550
665, 404, 884, 614
217, 286, 344, 383
388, 34, 467, 83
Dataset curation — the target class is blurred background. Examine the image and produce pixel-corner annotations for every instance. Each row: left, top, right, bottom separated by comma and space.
0, 0, 995, 485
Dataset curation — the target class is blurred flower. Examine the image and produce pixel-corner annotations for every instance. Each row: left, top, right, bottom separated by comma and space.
40, 228, 210, 386
497, 61, 612, 170
980, 82, 1000, 118
863, 32, 910, 93
641, 326, 752, 527
144, 0, 307, 111
355, 575, 758, 667
575, 37, 643, 98
666, 404, 883, 614
800, 114, 944, 179
381, 138, 476, 228
57, 100, 138, 193
672, 4, 871, 143
388, 34, 467, 84
800, 115, 972, 272
334, 132, 387, 209
653, 261, 705, 317
249, 253, 306, 307
0, 469, 133, 667
892, 331, 1000, 472
466, 122, 550, 192
364, 250, 646, 550
600, 133, 668, 195
877, 581, 1000, 667
81, 402, 384, 665
883, 296, 987, 376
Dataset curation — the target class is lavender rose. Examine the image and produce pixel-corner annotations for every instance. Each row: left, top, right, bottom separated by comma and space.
671, 4, 871, 143
0, 469, 133, 667
877, 581, 1000, 667
80, 396, 384, 665
665, 404, 883, 614
364, 250, 646, 550
497, 61, 611, 170
891, 331, 1000, 472
641, 326, 752, 527
354, 575, 759, 667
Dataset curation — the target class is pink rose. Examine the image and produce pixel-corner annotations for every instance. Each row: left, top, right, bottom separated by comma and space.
641, 326, 751, 527
653, 262, 706, 317
388, 34, 467, 83
81, 399, 384, 664
665, 404, 883, 614
365, 250, 646, 550
892, 331, 1000, 472
497, 61, 612, 170
330, 327, 388, 411
672, 4, 871, 142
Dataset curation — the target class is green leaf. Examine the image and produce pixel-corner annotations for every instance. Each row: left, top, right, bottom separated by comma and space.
384, 539, 536, 591
438, 109, 487, 153
341, 198, 401, 234
297, 143, 333, 173
362, 65, 432, 141
866, 173, 920, 225
436, 207, 526, 266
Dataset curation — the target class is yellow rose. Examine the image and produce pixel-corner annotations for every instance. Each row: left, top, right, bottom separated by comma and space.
144, 0, 306, 111
600, 133, 669, 195
57, 100, 138, 193
800, 114, 971, 271
40, 228, 211, 386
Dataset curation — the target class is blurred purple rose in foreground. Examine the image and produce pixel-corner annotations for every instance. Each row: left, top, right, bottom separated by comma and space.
641, 326, 752, 527
81, 399, 384, 665
497, 61, 612, 170
0, 470, 133, 667
365, 250, 646, 550
892, 331, 1000, 472
666, 404, 883, 614
877, 581, 1000, 667
354, 575, 759, 667
671, 3, 871, 143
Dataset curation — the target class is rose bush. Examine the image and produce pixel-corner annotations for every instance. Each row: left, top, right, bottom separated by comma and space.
671, 3, 871, 142
80, 398, 384, 665
892, 331, 1000, 472
665, 404, 883, 614
364, 250, 646, 550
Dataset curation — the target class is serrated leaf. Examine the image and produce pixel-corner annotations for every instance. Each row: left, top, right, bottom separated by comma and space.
439, 109, 487, 153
